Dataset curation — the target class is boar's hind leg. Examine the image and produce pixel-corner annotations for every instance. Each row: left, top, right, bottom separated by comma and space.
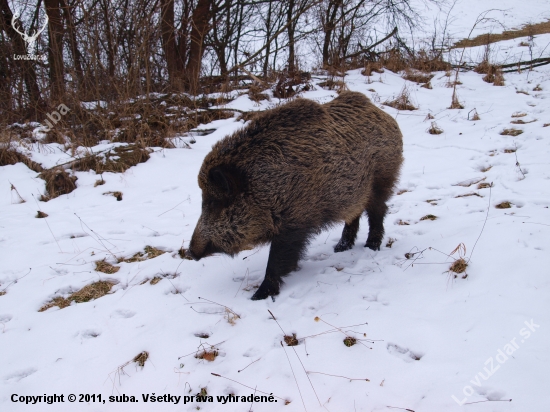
365, 187, 391, 251
334, 216, 360, 252
251, 230, 311, 300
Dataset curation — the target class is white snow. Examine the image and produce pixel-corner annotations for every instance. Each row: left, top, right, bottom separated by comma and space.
2, 4, 550, 412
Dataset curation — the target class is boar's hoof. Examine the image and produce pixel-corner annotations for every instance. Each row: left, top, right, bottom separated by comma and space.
251, 279, 280, 301
334, 239, 353, 253
365, 238, 381, 251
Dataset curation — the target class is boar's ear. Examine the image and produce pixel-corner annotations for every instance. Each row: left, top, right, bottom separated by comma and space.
208, 166, 243, 197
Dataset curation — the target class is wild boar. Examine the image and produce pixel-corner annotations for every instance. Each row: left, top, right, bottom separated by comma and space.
187, 91, 403, 300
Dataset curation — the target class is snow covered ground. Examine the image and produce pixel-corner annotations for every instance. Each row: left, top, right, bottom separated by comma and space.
414, 0, 550, 40
2, 10, 550, 412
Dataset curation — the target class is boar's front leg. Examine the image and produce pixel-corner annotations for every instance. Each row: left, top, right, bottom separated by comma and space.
251, 229, 311, 301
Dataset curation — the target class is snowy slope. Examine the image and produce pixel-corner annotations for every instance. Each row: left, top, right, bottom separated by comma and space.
2, 19, 550, 412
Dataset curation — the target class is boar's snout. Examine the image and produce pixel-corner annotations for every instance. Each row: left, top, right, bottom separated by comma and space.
185, 248, 200, 261
187, 232, 208, 261
188, 219, 219, 261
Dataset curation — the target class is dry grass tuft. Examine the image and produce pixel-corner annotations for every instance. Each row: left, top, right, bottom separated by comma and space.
510, 118, 536, 124
384, 87, 417, 111
516, 90, 529, 95
544, 123, 550, 127
421, 81, 433, 89
477, 182, 492, 189
402, 69, 434, 84
477, 62, 504, 86
396, 189, 409, 195
386, 238, 396, 248
361, 61, 384, 76
449, 94, 464, 109
420, 214, 437, 221
511, 112, 527, 118
133, 351, 149, 367
95, 260, 120, 274
39, 168, 77, 201
36, 211, 49, 218
0, 291, 6, 297
493, 69, 505, 86
224, 308, 239, 325
0, 147, 43, 172
178, 248, 194, 260
71, 280, 116, 303
455, 192, 482, 198
284, 333, 299, 346
318, 79, 347, 92
533, 84, 542, 91
427, 121, 443, 135
196, 350, 218, 362
495, 201, 512, 209
448, 258, 468, 278
149, 277, 162, 285
397, 219, 410, 226
500, 128, 523, 136
122, 246, 166, 263
343, 336, 357, 347
248, 83, 270, 102
72, 144, 150, 174
503, 148, 517, 153
39, 280, 116, 311
103, 191, 123, 201
39, 296, 71, 311
470, 109, 480, 121
453, 20, 550, 48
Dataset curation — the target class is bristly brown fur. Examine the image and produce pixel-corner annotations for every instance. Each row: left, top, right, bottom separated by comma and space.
188, 92, 403, 300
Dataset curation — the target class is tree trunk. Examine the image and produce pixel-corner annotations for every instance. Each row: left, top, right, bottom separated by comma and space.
44, 0, 65, 102
262, 1, 273, 78
60, 0, 84, 96
322, 0, 341, 68
286, 0, 295, 74
161, 0, 184, 90
0, 0, 45, 118
186, 0, 211, 94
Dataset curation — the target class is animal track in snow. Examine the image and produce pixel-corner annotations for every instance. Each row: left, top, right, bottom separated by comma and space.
110, 309, 136, 318
387, 343, 423, 362
5, 368, 37, 382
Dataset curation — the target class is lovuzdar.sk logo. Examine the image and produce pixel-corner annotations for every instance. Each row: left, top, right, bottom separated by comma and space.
11, 13, 48, 61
